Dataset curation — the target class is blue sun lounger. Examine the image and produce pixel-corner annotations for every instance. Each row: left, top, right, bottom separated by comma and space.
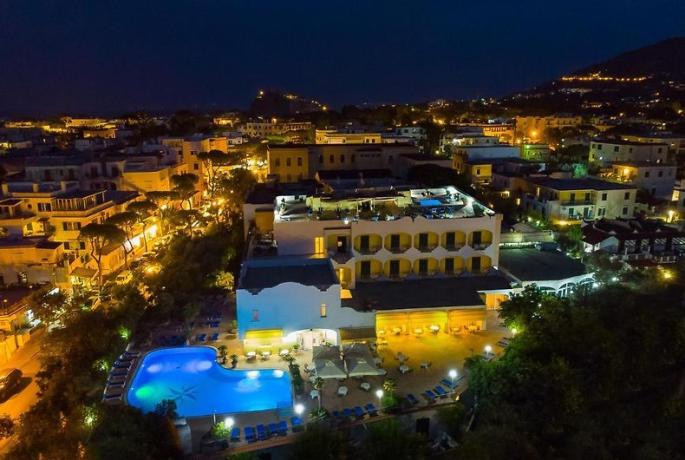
365, 403, 379, 416
277, 420, 288, 436
290, 416, 304, 432
230, 427, 240, 442
423, 390, 436, 402
406, 393, 420, 405
244, 426, 256, 443
354, 406, 365, 418
256, 424, 267, 440
440, 378, 456, 389
434, 385, 448, 397
331, 410, 341, 418
268, 422, 279, 437
343, 408, 354, 419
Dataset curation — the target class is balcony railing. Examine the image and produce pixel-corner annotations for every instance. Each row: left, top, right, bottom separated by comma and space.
416, 244, 438, 253
356, 246, 381, 255
387, 245, 410, 254
470, 242, 491, 250
443, 243, 465, 251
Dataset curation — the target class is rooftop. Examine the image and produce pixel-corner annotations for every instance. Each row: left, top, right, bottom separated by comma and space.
342, 275, 511, 311
499, 247, 587, 282
593, 138, 668, 147
275, 186, 496, 223
582, 218, 685, 244
611, 161, 676, 168
239, 257, 338, 291
530, 177, 635, 191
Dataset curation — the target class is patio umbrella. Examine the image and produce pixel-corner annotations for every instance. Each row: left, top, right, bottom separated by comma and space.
314, 358, 347, 379
346, 357, 385, 377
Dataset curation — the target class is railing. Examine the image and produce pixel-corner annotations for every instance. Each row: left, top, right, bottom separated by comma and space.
387, 246, 410, 254
470, 242, 492, 250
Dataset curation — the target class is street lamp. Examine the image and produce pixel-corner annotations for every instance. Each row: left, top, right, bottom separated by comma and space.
484, 345, 493, 355
294, 403, 304, 416
375, 389, 384, 408
448, 368, 457, 383
223, 417, 234, 430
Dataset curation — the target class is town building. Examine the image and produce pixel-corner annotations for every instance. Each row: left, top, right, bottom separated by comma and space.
240, 121, 313, 138
604, 161, 676, 199
515, 115, 583, 142
589, 139, 668, 166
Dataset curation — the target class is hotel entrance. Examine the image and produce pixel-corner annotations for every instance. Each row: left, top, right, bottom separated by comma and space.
284, 329, 338, 350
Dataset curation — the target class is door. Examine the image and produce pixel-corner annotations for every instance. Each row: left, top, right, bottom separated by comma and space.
390, 260, 400, 277
360, 235, 370, 252
337, 236, 347, 253
390, 234, 400, 250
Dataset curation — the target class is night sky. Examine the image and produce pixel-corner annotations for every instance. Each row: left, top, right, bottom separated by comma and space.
1, 0, 684, 115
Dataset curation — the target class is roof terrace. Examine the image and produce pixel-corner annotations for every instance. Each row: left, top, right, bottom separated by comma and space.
274, 186, 495, 223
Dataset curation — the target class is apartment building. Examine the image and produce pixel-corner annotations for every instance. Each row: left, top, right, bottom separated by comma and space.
515, 115, 582, 142
605, 161, 676, 199
241, 121, 312, 138
621, 133, 685, 156
267, 143, 418, 183
315, 129, 383, 145
589, 139, 668, 166
521, 177, 637, 224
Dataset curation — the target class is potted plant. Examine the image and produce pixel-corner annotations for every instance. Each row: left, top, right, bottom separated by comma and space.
229, 354, 238, 369
217, 345, 228, 364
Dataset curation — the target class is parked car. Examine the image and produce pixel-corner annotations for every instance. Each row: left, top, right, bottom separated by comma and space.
0, 368, 23, 400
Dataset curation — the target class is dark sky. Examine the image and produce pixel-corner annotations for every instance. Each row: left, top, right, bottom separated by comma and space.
1, 0, 684, 115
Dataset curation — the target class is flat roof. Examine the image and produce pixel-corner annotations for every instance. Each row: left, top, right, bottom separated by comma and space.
593, 139, 668, 147
530, 177, 635, 191
239, 257, 338, 291
611, 161, 676, 167
342, 275, 512, 311
499, 248, 587, 282
316, 169, 392, 180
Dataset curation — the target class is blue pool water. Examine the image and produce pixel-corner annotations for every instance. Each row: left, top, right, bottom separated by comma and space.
127, 346, 293, 417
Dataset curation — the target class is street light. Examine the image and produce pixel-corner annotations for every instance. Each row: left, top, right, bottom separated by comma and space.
484, 345, 493, 355
294, 403, 304, 416
223, 417, 234, 430
448, 369, 457, 382
375, 389, 384, 408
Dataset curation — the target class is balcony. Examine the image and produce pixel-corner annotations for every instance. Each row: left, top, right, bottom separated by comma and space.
387, 245, 410, 254
416, 244, 438, 253
356, 245, 381, 255
470, 242, 491, 250
560, 200, 592, 207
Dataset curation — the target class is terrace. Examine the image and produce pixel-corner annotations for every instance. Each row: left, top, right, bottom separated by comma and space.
274, 186, 495, 224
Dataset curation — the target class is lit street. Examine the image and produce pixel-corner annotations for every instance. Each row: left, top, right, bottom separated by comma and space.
0, 328, 45, 454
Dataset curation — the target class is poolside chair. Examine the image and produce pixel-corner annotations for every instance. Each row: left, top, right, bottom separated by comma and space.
110, 369, 129, 377
343, 408, 354, 419
290, 416, 304, 432
244, 426, 257, 443
337, 385, 348, 396
331, 410, 341, 419
423, 390, 437, 402
277, 420, 288, 436
434, 385, 448, 398
406, 393, 420, 405
268, 422, 279, 437
353, 406, 365, 419
256, 424, 267, 441
103, 392, 122, 400
365, 403, 379, 416
209, 333, 219, 341
440, 378, 455, 389
229, 427, 240, 442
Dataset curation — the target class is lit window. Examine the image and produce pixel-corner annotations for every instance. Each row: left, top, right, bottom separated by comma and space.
314, 237, 324, 254
320, 304, 327, 318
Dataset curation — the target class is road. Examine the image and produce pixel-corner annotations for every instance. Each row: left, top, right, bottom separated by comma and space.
0, 328, 45, 454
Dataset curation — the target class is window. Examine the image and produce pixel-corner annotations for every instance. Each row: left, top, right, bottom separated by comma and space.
569, 193, 576, 203
340, 155, 345, 163
329, 155, 334, 163
584, 192, 590, 202
275, 158, 281, 167
390, 234, 400, 250
389, 260, 400, 276
62, 222, 81, 231
320, 304, 327, 318
297, 157, 302, 166
445, 232, 456, 248
476, 168, 481, 175
351, 154, 356, 163
319, 155, 324, 164
360, 260, 371, 278
80, 241, 86, 250
471, 257, 481, 272
472, 231, 482, 246
314, 237, 324, 254
360, 235, 370, 252
613, 146, 619, 152
658, 170, 663, 177
193, 163, 199, 170
286, 157, 291, 167
645, 171, 650, 178
251, 309, 260, 322
622, 207, 628, 215
418, 259, 428, 274
445, 258, 455, 274
624, 192, 631, 200
418, 233, 428, 249
38, 203, 51, 212
601, 193, 607, 201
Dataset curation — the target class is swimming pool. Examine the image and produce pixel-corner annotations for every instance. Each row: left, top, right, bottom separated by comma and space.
127, 346, 293, 417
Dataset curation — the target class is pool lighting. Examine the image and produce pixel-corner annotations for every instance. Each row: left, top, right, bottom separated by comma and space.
510, 327, 518, 336
246, 370, 260, 379
484, 345, 493, 355
375, 389, 384, 399
448, 369, 457, 380
273, 369, 284, 378
118, 326, 131, 340
294, 403, 305, 415
223, 417, 234, 429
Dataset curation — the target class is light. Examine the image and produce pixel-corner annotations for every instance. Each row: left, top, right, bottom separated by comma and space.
223, 417, 234, 429
118, 326, 130, 340
510, 327, 518, 336
273, 369, 284, 378
294, 403, 305, 415
375, 389, 384, 399
246, 370, 260, 379
611, 276, 619, 282
662, 269, 673, 280
484, 345, 493, 354
448, 369, 457, 380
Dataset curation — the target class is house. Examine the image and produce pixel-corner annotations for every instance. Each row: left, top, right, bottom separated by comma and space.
581, 218, 685, 265
589, 139, 668, 166
604, 161, 676, 199
521, 177, 637, 224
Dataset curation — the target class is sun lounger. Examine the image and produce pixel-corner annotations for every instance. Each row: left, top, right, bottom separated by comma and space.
406, 393, 420, 405
268, 422, 278, 437
110, 369, 129, 376
332, 410, 341, 418
256, 424, 267, 440
423, 390, 436, 402
230, 427, 240, 442
103, 392, 122, 399
209, 333, 219, 341
107, 375, 126, 384
365, 403, 379, 416
434, 385, 448, 397
290, 416, 304, 432
354, 406, 365, 418
198, 334, 207, 342
343, 408, 354, 419
245, 426, 256, 443
440, 378, 456, 389
277, 420, 288, 436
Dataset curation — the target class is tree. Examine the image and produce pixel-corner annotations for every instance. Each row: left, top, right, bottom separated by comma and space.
407, 164, 473, 192
127, 200, 158, 252
289, 424, 346, 460
146, 191, 176, 234
436, 402, 467, 441
197, 150, 231, 199
79, 223, 126, 293
0, 415, 14, 439
27, 288, 69, 325
171, 173, 199, 210
106, 211, 138, 267
359, 419, 428, 460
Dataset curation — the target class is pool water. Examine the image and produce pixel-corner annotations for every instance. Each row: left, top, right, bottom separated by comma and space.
127, 346, 293, 417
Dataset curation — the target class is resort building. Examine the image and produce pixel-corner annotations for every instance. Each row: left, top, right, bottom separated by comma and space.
521, 177, 638, 224
604, 161, 676, 199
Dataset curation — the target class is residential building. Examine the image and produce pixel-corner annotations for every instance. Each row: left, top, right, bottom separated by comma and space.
452, 144, 520, 174
241, 121, 313, 138
515, 115, 582, 142
315, 129, 382, 145
520, 143, 551, 161
0, 288, 38, 365
582, 218, 685, 265
621, 133, 685, 156
604, 161, 676, 199
589, 139, 668, 166
521, 177, 638, 224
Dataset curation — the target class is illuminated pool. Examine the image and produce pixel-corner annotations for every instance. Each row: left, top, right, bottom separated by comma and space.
127, 346, 293, 417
